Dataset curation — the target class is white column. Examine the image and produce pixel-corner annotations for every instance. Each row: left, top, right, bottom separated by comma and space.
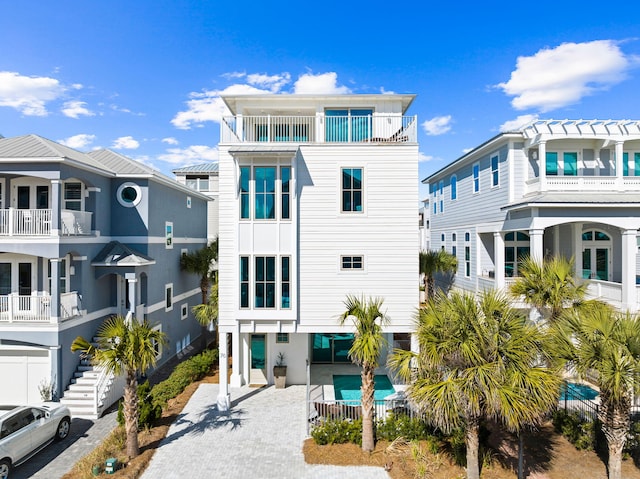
621, 229, 637, 312
573, 224, 582, 274
529, 229, 544, 261
217, 331, 231, 411
494, 232, 505, 290
615, 141, 624, 178
125, 273, 137, 319
51, 179, 61, 235
538, 141, 547, 190
230, 325, 242, 387
50, 258, 61, 323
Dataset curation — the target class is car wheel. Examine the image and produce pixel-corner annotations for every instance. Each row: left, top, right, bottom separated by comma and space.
55, 417, 71, 441
0, 459, 11, 479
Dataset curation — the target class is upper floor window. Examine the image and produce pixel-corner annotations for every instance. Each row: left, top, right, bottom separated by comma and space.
254, 167, 276, 219
64, 182, 82, 210
240, 167, 250, 219
450, 175, 457, 200
546, 152, 577, 176
239, 255, 290, 310
185, 175, 210, 192
281, 167, 291, 219
472, 163, 480, 193
342, 168, 363, 212
491, 155, 499, 187
255, 256, 276, 308
326, 109, 373, 142
438, 181, 444, 213
239, 166, 291, 220
623, 152, 640, 177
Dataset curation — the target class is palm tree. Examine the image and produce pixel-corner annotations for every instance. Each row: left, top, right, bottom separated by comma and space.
180, 237, 218, 349
510, 255, 587, 323
419, 249, 457, 299
339, 295, 390, 453
552, 301, 640, 479
192, 276, 218, 332
389, 290, 560, 479
71, 315, 166, 459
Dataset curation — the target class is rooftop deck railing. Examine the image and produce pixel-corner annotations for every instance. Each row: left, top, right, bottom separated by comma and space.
0, 208, 92, 237
525, 175, 640, 194
221, 114, 417, 144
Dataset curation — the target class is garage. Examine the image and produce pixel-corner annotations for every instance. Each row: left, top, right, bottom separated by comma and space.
0, 348, 51, 404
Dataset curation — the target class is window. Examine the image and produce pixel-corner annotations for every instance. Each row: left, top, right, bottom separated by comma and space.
325, 108, 373, 142
255, 256, 276, 308
452, 233, 457, 257
546, 152, 558, 176
165, 222, 173, 249
464, 232, 471, 277
165, 283, 173, 311
342, 168, 363, 212
254, 167, 276, 219
64, 182, 82, 210
240, 166, 250, 219
441, 233, 445, 242
341, 256, 363, 270
116, 182, 141, 208
281, 167, 291, 219
181, 303, 188, 320
185, 175, 209, 192
451, 175, 457, 200
48, 256, 70, 294
240, 256, 249, 308
564, 152, 578, 176
504, 232, 530, 277
281, 257, 290, 309
623, 152, 640, 177
491, 155, 499, 187
438, 181, 444, 213
36, 185, 49, 209
472, 163, 480, 193
276, 333, 289, 343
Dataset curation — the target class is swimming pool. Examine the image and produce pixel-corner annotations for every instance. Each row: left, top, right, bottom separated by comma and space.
560, 381, 599, 400
333, 374, 396, 401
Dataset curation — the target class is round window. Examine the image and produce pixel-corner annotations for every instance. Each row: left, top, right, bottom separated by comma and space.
116, 182, 142, 207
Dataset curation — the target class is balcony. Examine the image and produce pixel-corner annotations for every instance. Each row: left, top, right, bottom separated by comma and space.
0, 291, 82, 323
221, 114, 417, 144
0, 209, 92, 237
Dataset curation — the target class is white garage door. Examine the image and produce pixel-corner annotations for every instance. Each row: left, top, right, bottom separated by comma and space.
0, 348, 50, 404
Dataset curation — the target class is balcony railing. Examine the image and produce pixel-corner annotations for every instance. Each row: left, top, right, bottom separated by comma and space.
525, 175, 640, 195
221, 114, 417, 144
0, 209, 92, 236
0, 291, 82, 323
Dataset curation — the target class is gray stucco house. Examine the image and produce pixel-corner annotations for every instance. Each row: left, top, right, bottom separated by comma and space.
0, 134, 209, 417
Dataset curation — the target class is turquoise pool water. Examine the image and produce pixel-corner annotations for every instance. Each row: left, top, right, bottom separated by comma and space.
333, 374, 395, 401
561, 382, 599, 400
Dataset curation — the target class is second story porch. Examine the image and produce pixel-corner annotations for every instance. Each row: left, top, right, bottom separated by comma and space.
0, 208, 92, 236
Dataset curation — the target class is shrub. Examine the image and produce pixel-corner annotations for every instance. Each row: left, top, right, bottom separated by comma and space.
376, 413, 434, 441
117, 380, 161, 429
151, 349, 218, 409
310, 418, 362, 446
552, 409, 596, 451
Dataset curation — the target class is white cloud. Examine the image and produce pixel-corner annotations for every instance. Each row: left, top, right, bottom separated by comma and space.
111, 136, 140, 150
422, 115, 452, 136
497, 40, 636, 112
500, 114, 539, 132
157, 145, 219, 166
246, 73, 291, 92
293, 72, 351, 94
58, 134, 96, 149
61, 100, 94, 119
462, 148, 474, 154
171, 83, 270, 130
418, 152, 435, 162
0, 71, 66, 116
162, 137, 179, 145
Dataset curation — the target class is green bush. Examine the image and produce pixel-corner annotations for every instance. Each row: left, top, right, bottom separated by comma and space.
552, 409, 596, 451
151, 349, 218, 409
376, 413, 434, 441
117, 380, 161, 429
311, 418, 362, 446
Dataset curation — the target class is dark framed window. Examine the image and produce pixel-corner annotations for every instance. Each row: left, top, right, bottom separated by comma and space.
276, 333, 289, 343
281, 257, 290, 309
254, 167, 276, 219
240, 167, 250, 219
491, 155, 499, 187
281, 166, 290, 220
341, 256, 363, 270
255, 256, 276, 308
342, 168, 363, 212
240, 256, 249, 308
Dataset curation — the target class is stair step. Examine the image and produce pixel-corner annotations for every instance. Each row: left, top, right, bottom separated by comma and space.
73, 377, 99, 385
67, 383, 95, 392
63, 391, 96, 400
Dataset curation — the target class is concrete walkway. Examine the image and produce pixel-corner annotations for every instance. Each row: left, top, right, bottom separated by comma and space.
142, 384, 389, 479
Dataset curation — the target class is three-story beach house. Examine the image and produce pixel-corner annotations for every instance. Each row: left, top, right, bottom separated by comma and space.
216, 94, 419, 408
0, 135, 209, 417
424, 119, 640, 312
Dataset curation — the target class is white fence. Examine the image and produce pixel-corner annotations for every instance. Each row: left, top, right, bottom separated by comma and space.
0, 208, 91, 236
0, 291, 82, 323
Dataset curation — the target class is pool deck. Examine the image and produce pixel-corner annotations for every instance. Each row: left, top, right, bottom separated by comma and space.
309, 364, 406, 402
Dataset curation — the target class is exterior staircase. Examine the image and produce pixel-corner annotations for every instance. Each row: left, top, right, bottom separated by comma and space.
60, 356, 124, 420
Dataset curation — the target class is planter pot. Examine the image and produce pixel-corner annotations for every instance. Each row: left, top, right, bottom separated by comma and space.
273, 366, 287, 389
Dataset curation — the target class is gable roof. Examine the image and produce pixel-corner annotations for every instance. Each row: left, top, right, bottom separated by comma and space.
88, 149, 154, 175
0, 134, 112, 173
172, 163, 219, 174
91, 241, 156, 266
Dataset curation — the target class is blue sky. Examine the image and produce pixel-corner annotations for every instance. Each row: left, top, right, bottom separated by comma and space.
1, 1, 639, 199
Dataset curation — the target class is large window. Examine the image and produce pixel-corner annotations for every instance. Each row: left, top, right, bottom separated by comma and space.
623, 152, 640, 177
240, 255, 291, 310
504, 231, 530, 277
64, 182, 82, 211
255, 256, 276, 308
325, 109, 373, 142
342, 168, 363, 212
546, 151, 578, 176
239, 166, 291, 220
254, 167, 276, 219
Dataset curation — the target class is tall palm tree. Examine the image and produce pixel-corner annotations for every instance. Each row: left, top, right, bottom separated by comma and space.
71, 315, 166, 459
510, 255, 587, 323
389, 290, 560, 479
419, 249, 457, 299
339, 295, 390, 453
180, 237, 218, 349
552, 301, 640, 479
192, 277, 218, 332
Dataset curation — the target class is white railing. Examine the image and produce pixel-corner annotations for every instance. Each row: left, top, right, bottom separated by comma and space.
94, 368, 125, 417
0, 208, 91, 236
221, 114, 417, 144
61, 209, 92, 236
587, 280, 623, 303
525, 175, 640, 195
0, 291, 82, 323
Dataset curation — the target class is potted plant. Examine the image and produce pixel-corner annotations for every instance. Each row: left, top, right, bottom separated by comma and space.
273, 352, 287, 389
